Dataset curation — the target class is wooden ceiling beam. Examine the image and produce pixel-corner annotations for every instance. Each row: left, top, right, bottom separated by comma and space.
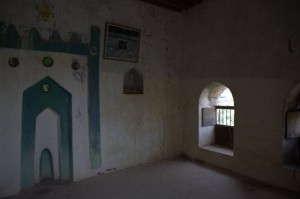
141, 0, 203, 12
161, 0, 195, 9
141, 0, 183, 12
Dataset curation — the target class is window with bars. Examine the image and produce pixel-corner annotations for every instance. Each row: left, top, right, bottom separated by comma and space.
216, 106, 234, 127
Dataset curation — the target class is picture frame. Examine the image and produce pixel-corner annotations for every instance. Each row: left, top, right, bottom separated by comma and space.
104, 23, 141, 62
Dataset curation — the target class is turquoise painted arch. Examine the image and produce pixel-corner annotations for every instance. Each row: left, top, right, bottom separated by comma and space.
21, 77, 72, 188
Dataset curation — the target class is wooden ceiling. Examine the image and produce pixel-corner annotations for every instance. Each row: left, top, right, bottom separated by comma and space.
141, 0, 203, 12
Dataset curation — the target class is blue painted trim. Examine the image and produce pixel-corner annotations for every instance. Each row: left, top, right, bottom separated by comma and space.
0, 22, 21, 48
88, 26, 101, 168
29, 28, 89, 55
21, 77, 72, 188
0, 21, 89, 55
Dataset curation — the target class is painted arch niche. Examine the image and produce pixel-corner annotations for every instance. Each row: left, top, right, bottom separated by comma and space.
199, 82, 234, 156
21, 77, 72, 188
35, 108, 60, 183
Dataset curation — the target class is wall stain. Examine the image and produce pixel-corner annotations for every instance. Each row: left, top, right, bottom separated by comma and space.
160, 108, 166, 158
76, 106, 82, 119
72, 63, 86, 85
144, 33, 153, 38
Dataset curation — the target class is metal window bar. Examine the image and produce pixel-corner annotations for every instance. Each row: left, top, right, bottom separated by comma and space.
215, 106, 234, 127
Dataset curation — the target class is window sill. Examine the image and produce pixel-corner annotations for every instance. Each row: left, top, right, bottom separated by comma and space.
201, 144, 234, 156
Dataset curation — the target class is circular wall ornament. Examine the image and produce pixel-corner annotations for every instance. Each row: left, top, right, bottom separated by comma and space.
41, 83, 51, 92
71, 61, 80, 71
8, 57, 19, 67
42, 56, 54, 67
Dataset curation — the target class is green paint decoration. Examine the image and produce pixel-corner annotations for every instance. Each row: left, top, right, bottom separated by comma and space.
0, 22, 21, 48
21, 77, 73, 188
41, 83, 51, 92
42, 56, 54, 67
88, 26, 101, 169
0, 21, 102, 179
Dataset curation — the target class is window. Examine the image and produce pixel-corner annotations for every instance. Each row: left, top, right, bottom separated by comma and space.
199, 82, 235, 155
216, 106, 234, 126
215, 87, 234, 127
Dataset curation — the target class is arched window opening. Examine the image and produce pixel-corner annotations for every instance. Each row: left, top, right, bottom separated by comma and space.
283, 83, 300, 169
215, 88, 234, 127
199, 82, 234, 156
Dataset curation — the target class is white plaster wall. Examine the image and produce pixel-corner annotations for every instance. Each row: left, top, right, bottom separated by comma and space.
96, 0, 183, 174
1, 0, 299, 197
181, 0, 300, 192
0, 0, 183, 197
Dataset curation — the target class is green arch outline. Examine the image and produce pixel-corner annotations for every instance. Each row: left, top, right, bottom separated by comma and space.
21, 77, 72, 188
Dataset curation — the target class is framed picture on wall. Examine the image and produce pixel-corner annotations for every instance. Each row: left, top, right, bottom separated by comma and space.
104, 23, 141, 62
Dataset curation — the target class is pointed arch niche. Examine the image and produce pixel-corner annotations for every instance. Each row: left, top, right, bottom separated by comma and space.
21, 77, 72, 188
35, 108, 60, 183
199, 82, 234, 156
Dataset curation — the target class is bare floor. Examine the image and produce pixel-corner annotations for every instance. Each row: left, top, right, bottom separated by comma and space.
3, 159, 299, 199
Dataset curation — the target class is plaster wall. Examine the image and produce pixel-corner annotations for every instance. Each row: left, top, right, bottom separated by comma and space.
0, 0, 183, 197
181, 0, 300, 192
1, 0, 300, 197
0, 49, 89, 196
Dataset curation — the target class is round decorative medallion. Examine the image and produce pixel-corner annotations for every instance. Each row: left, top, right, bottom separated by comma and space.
71, 61, 80, 71
42, 56, 54, 67
8, 57, 19, 67
41, 83, 51, 92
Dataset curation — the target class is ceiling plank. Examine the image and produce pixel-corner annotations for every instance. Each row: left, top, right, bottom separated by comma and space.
141, 0, 183, 12
141, 0, 203, 12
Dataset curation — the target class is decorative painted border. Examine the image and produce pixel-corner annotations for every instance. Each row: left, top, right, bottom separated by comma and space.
0, 22, 101, 171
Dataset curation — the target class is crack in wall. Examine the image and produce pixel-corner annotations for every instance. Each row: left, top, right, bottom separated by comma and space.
160, 107, 166, 159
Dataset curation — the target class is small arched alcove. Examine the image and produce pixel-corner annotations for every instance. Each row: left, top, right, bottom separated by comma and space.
40, 149, 54, 181
199, 82, 234, 156
123, 68, 143, 94
283, 83, 300, 169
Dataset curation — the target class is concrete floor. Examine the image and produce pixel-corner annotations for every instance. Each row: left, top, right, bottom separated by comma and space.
3, 159, 299, 199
